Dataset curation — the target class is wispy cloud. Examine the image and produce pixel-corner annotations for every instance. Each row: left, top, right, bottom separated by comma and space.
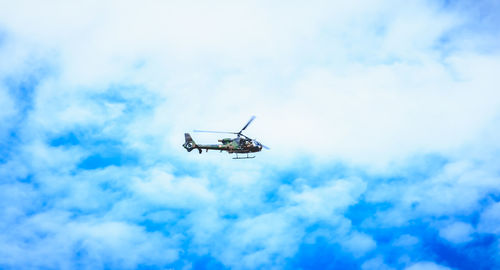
1, 0, 500, 269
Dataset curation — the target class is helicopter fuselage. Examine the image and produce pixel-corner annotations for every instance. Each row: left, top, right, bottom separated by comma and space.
183, 135, 262, 154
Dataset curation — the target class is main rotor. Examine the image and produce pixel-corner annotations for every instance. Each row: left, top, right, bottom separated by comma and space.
193, 116, 269, 149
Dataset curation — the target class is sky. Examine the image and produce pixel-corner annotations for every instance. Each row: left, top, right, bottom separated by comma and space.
1, 0, 500, 269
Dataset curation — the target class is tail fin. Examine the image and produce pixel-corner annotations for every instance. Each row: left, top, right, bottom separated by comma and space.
183, 133, 201, 153
185, 133, 195, 144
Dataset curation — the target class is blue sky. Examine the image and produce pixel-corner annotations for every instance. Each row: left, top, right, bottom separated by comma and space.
1, 0, 500, 269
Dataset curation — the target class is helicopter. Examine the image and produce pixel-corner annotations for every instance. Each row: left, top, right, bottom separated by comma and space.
183, 116, 269, 159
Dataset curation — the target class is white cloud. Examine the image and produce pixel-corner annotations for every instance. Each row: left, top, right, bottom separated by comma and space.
1, 0, 500, 269
132, 169, 215, 209
74, 221, 179, 268
478, 202, 500, 234
365, 158, 500, 227
405, 261, 451, 270
285, 178, 366, 221
394, 234, 419, 247
217, 212, 302, 269
18, 141, 85, 179
438, 221, 474, 244
183, 176, 368, 268
362, 256, 395, 270
0, 210, 179, 269
0, 86, 17, 140
342, 231, 377, 257
3, 0, 498, 169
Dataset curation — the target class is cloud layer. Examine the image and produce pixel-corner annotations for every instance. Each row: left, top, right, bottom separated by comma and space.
1, 0, 500, 269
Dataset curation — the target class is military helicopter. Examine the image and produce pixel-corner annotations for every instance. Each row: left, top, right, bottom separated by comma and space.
183, 116, 269, 159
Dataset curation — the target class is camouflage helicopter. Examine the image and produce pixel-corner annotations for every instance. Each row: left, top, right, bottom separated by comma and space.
183, 116, 269, 159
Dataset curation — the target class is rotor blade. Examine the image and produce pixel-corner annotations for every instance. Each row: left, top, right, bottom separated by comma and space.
254, 140, 270, 150
239, 116, 256, 133
193, 130, 237, 134
238, 133, 251, 139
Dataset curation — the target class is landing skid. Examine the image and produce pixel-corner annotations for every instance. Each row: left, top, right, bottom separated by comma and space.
233, 153, 255, 159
